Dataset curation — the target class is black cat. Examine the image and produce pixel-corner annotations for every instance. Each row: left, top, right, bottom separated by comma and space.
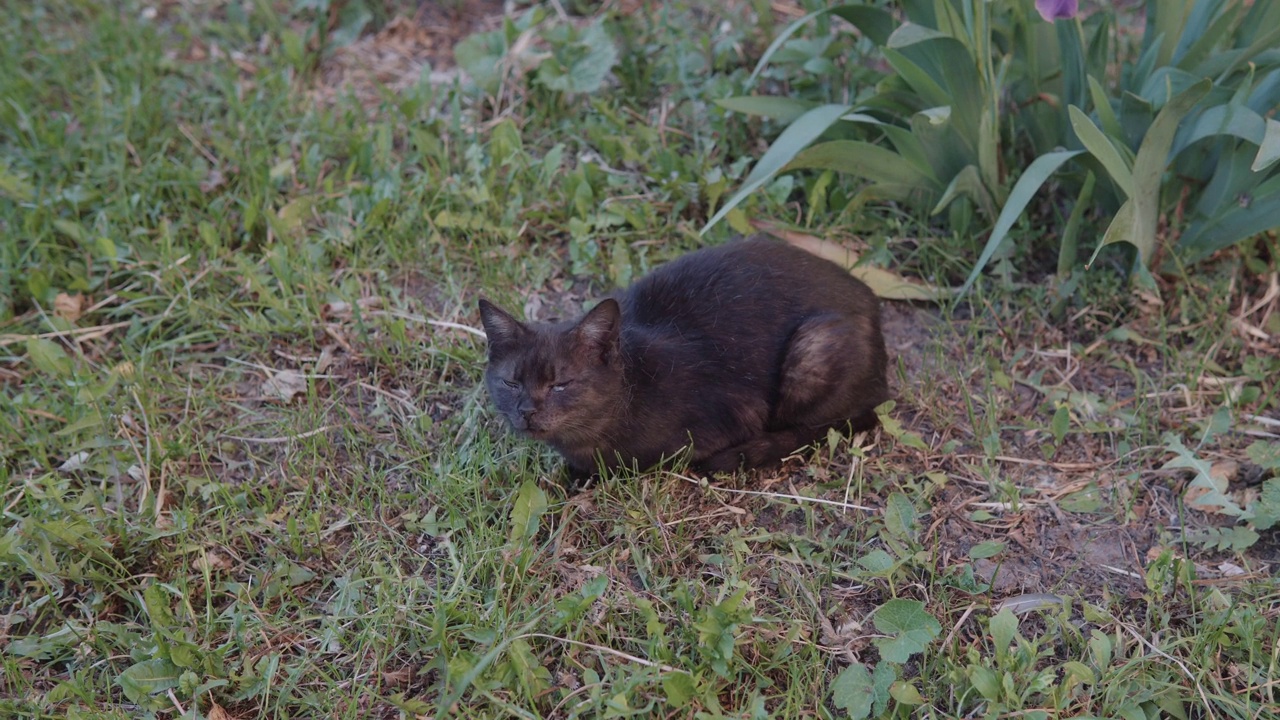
478, 236, 889, 477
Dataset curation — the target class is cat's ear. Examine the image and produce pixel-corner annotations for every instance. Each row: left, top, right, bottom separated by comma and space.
571, 298, 621, 363
478, 298, 528, 350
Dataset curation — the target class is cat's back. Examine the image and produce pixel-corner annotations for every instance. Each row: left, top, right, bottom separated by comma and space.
620, 236, 875, 328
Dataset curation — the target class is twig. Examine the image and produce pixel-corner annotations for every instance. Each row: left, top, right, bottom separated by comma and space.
516, 633, 677, 673
0, 320, 134, 347
668, 472, 875, 512
427, 319, 487, 338
223, 425, 337, 444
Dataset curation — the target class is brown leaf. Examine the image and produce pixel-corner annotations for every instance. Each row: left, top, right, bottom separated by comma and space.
773, 231, 954, 301
261, 369, 308, 402
195, 550, 233, 573
54, 293, 84, 322
207, 701, 235, 720
199, 168, 226, 193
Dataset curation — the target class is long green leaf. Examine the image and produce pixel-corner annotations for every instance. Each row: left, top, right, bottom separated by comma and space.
1129, 78, 1211, 264
700, 104, 851, 234
958, 149, 1084, 297
1252, 118, 1280, 172
1171, 103, 1266, 157
1217, 24, 1280, 79
1069, 105, 1135, 197
931, 165, 995, 219
1171, 0, 1231, 70
784, 140, 939, 190
1085, 196, 1137, 268
1059, 171, 1096, 279
1087, 75, 1123, 138
715, 96, 817, 123
1179, 174, 1280, 262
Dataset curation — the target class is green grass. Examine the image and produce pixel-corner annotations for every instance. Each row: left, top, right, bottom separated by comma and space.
3, 1, 1279, 719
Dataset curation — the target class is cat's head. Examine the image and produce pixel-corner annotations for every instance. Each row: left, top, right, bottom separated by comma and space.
478, 298, 626, 445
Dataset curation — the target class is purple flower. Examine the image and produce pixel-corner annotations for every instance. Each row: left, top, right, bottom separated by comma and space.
1035, 0, 1079, 21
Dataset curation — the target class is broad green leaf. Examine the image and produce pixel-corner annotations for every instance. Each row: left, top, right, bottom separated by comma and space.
384, 693, 434, 715
889, 680, 925, 705
1246, 441, 1280, 471
959, 149, 1084, 296
969, 541, 1005, 559
989, 608, 1017, 655
871, 663, 896, 717
663, 672, 696, 705
700, 104, 852, 234
1069, 105, 1134, 197
454, 30, 506, 94
27, 338, 72, 377
857, 549, 896, 575
882, 493, 918, 541
142, 584, 176, 630
117, 658, 181, 704
1063, 660, 1097, 686
715, 96, 816, 123
872, 599, 941, 663
1252, 118, 1280, 172
53, 219, 88, 244
489, 118, 523, 166
508, 480, 548, 546
507, 638, 552, 698
969, 665, 1001, 701
830, 662, 875, 720
537, 22, 618, 95
1051, 402, 1071, 444
0, 169, 35, 201
328, 0, 371, 48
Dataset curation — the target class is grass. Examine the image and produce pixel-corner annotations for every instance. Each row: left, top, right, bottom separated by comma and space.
2, 1, 1279, 718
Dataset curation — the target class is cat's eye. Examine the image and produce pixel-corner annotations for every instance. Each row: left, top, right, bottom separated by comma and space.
551, 382, 571, 392
502, 379, 520, 389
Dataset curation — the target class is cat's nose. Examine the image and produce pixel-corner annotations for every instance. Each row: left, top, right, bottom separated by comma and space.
510, 408, 536, 431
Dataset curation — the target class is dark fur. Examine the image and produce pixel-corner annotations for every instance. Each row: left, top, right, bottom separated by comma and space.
478, 236, 889, 476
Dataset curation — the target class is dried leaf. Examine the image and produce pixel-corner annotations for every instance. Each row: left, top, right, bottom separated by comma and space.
261, 369, 308, 402
777, 232, 953, 301
54, 293, 84, 322
59, 451, 90, 472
